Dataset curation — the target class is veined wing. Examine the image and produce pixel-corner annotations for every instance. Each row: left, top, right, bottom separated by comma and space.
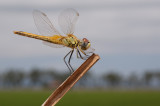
33, 10, 60, 36
58, 8, 79, 35
43, 41, 65, 48
84, 47, 95, 54
33, 10, 64, 48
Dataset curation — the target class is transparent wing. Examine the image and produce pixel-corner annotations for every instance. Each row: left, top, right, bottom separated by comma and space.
33, 10, 60, 36
84, 47, 95, 54
43, 41, 65, 48
58, 8, 79, 35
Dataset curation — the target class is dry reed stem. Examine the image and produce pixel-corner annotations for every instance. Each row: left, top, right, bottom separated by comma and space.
42, 53, 100, 106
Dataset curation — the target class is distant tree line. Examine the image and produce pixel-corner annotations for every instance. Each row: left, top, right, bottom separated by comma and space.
0, 68, 160, 89
0, 68, 69, 89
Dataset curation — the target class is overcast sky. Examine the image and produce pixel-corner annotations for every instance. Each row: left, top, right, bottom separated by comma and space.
0, 0, 160, 76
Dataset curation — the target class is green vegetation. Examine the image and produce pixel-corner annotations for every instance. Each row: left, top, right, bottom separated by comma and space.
0, 90, 51, 106
0, 90, 160, 106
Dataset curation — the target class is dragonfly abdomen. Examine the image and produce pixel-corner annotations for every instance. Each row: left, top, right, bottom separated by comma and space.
14, 31, 50, 42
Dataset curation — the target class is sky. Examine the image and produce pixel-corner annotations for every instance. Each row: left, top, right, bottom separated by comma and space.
0, 0, 160, 76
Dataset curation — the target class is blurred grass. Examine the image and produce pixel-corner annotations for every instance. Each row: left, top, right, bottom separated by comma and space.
0, 90, 51, 106
0, 90, 160, 106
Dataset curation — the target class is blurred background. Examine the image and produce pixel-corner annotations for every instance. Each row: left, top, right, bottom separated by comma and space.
0, 0, 160, 106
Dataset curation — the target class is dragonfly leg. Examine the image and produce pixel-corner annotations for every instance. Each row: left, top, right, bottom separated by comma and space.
68, 49, 74, 72
77, 48, 90, 60
64, 50, 72, 74
77, 49, 85, 60
76, 49, 80, 58
77, 45, 90, 60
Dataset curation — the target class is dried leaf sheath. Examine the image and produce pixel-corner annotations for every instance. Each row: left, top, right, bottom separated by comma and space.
42, 54, 100, 106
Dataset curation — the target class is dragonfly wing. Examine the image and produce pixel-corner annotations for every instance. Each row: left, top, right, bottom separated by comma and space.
84, 47, 95, 54
58, 8, 79, 35
43, 41, 65, 48
33, 10, 60, 36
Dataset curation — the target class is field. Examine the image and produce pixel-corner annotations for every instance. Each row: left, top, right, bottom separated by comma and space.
0, 90, 160, 106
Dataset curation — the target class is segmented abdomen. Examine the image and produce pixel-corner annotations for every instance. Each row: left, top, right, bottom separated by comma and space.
14, 31, 64, 45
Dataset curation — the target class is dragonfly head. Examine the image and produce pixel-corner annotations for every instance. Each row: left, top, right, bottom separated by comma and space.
79, 38, 91, 50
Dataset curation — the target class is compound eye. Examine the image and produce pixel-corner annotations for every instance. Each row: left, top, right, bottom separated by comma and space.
83, 38, 89, 42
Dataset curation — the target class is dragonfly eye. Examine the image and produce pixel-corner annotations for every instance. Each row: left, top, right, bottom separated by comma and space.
83, 38, 88, 42
80, 38, 91, 50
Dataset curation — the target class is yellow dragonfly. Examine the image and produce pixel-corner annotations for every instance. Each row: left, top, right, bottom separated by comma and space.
14, 8, 95, 74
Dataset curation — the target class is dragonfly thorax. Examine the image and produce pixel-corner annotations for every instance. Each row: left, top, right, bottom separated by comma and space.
62, 36, 79, 48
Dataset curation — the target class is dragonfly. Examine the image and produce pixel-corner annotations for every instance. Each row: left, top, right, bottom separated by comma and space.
14, 8, 95, 74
